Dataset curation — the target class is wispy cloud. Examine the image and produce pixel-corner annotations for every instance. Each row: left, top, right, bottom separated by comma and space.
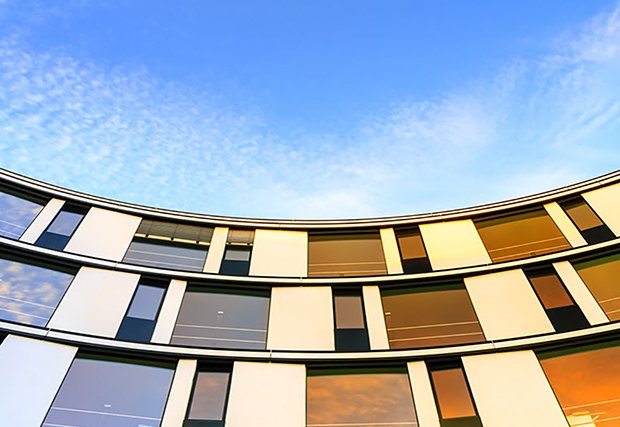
1, 3, 620, 219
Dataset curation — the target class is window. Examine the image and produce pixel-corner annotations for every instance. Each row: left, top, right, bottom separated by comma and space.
333, 289, 369, 352
429, 363, 482, 427
540, 342, 620, 426
382, 284, 485, 349
0, 254, 74, 327
184, 365, 232, 427
307, 368, 418, 427
574, 252, 620, 321
43, 356, 174, 427
0, 186, 45, 239
123, 219, 214, 271
219, 229, 254, 276
475, 208, 571, 263
308, 231, 387, 277
560, 197, 615, 244
35, 205, 86, 251
395, 227, 432, 273
525, 267, 589, 332
116, 280, 167, 343
170, 288, 270, 350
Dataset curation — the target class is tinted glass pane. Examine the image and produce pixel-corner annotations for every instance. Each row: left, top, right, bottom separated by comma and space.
227, 229, 254, 244
382, 287, 484, 349
0, 257, 73, 326
574, 253, 620, 321
476, 209, 571, 263
541, 345, 620, 426
136, 220, 213, 243
431, 368, 477, 419
47, 210, 84, 236
0, 189, 44, 239
563, 199, 604, 231
171, 291, 269, 349
307, 372, 418, 426
43, 358, 174, 427
334, 296, 365, 329
188, 372, 230, 421
528, 271, 574, 309
397, 229, 427, 260
308, 233, 387, 277
123, 240, 208, 271
127, 285, 165, 320
223, 247, 251, 261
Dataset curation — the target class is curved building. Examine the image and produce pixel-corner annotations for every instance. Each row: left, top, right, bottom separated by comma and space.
1, 168, 620, 426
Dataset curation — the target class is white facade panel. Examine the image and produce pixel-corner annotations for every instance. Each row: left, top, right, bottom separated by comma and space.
203, 226, 228, 273
362, 285, 390, 350
64, 207, 141, 261
420, 220, 491, 270
151, 279, 188, 344
583, 182, 620, 236
380, 228, 404, 275
544, 202, 587, 248
407, 361, 441, 427
0, 335, 77, 426
464, 269, 554, 340
267, 286, 334, 351
226, 361, 305, 427
463, 350, 569, 427
161, 359, 198, 427
48, 266, 140, 337
19, 198, 65, 244
250, 229, 308, 277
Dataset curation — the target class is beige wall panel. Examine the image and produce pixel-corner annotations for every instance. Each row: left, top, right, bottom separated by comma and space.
48, 266, 140, 337
583, 182, 620, 236
151, 279, 188, 344
407, 361, 441, 427
267, 286, 334, 351
380, 228, 404, 275
544, 202, 587, 247
203, 226, 228, 273
553, 261, 608, 325
64, 207, 141, 261
0, 335, 77, 426
362, 285, 390, 350
161, 359, 198, 427
250, 229, 308, 277
19, 198, 65, 244
420, 220, 491, 270
464, 269, 554, 340
226, 361, 305, 427
463, 350, 569, 427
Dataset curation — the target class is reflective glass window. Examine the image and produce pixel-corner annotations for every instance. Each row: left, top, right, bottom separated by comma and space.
561, 197, 615, 244
382, 284, 485, 349
219, 229, 254, 276
185, 369, 231, 426
429, 364, 481, 427
334, 291, 369, 351
43, 357, 174, 427
308, 232, 387, 277
0, 187, 45, 239
396, 227, 432, 273
475, 209, 571, 263
35, 206, 86, 251
171, 290, 269, 349
574, 252, 620, 321
540, 343, 620, 426
117, 282, 166, 343
307, 369, 418, 427
0, 255, 74, 327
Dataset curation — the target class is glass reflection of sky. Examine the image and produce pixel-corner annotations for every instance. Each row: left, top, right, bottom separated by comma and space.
0, 257, 74, 327
541, 345, 620, 426
307, 372, 418, 426
0, 191, 43, 239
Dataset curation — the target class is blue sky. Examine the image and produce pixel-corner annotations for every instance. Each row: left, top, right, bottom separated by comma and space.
0, 1, 619, 219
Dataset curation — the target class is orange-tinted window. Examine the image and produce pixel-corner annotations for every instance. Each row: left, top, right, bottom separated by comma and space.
475, 209, 571, 263
334, 296, 365, 329
396, 227, 432, 273
431, 368, 477, 419
382, 285, 485, 349
540, 344, 620, 426
575, 253, 620, 321
187, 371, 230, 421
308, 232, 387, 277
528, 271, 574, 309
307, 370, 418, 427
563, 199, 604, 231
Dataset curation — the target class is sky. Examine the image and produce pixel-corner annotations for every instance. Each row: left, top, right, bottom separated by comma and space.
0, 1, 619, 219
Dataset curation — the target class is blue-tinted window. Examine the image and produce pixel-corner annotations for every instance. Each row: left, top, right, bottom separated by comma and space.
0, 187, 45, 239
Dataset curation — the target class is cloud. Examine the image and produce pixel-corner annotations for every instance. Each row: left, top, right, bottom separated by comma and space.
1, 4, 620, 219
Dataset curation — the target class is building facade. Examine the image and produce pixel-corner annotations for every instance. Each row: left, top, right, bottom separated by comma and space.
1, 168, 620, 426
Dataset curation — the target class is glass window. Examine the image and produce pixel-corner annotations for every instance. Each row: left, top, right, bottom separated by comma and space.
307, 369, 418, 427
429, 365, 481, 427
560, 197, 615, 244
540, 343, 620, 426
308, 231, 387, 277
0, 186, 45, 239
574, 252, 620, 321
170, 289, 269, 350
117, 282, 166, 343
43, 356, 174, 427
382, 284, 485, 349
35, 206, 86, 251
396, 227, 432, 273
0, 254, 74, 327
219, 229, 254, 276
334, 291, 369, 352
123, 219, 213, 271
475, 208, 571, 263
185, 368, 231, 426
